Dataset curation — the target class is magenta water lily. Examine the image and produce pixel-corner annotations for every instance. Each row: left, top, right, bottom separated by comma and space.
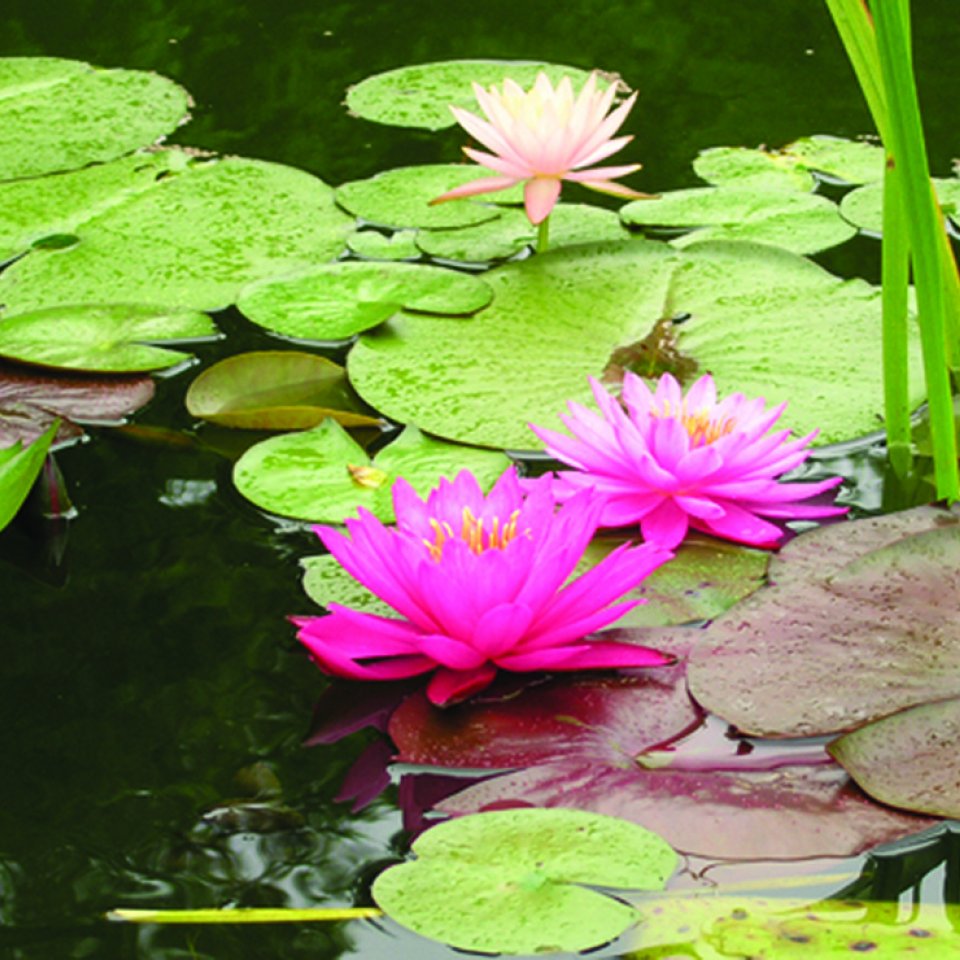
530, 372, 846, 549
293, 468, 674, 706
431, 71, 646, 226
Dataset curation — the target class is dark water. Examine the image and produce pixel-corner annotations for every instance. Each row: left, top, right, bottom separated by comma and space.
1, 2, 959, 957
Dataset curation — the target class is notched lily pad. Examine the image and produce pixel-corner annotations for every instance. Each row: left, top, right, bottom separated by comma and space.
345, 60, 601, 130
0, 304, 217, 372
0, 57, 191, 180
237, 262, 492, 341
185, 351, 380, 430
372, 808, 675, 954
841, 177, 960, 235
233, 420, 511, 523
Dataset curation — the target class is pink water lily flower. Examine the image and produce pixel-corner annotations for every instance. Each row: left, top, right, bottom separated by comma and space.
431, 71, 645, 225
293, 468, 674, 706
529, 372, 847, 550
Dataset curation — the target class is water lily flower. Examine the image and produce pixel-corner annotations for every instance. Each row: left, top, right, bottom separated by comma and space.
293, 468, 674, 706
529, 372, 846, 550
430, 71, 646, 226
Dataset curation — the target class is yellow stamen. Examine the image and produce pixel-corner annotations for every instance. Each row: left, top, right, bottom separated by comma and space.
652, 400, 736, 447
424, 507, 525, 561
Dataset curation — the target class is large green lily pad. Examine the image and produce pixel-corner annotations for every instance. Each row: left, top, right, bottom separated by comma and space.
840, 177, 960, 234
372, 808, 675, 954
346, 229, 421, 261
233, 420, 510, 523
185, 351, 381, 430
0, 154, 354, 313
0, 57, 191, 181
0, 304, 217, 372
347, 239, 923, 449
829, 696, 960, 818
345, 60, 600, 130
620, 186, 856, 254
237, 262, 492, 340
0, 421, 57, 533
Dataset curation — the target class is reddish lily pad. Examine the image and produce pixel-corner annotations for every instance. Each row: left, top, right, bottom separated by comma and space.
687, 505, 960, 738
0, 360, 155, 447
185, 351, 380, 430
829, 696, 960, 818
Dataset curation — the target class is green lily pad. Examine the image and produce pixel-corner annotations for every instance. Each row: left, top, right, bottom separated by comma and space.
346, 230, 421, 261
335, 164, 519, 230
829, 697, 960, 818
0, 151, 182, 265
841, 177, 960, 234
347, 239, 922, 449
233, 419, 511, 523
783, 134, 886, 185
0, 57, 191, 181
416, 203, 629, 262
0, 420, 57, 533
301, 554, 393, 614
0, 304, 217, 372
372, 808, 675, 954
0, 154, 354, 313
693, 147, 816, 191
345, 60, 600, 130
185, 351, 381, 430
237, 262, 492, 341
621, 186, 855, 254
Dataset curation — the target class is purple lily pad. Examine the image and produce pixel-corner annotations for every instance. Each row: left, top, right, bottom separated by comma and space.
686, 505, 960, 738
438, 760, 935, 861
829, 695, 960, 818
0, 360, 155, 448
389, 630, 700, 769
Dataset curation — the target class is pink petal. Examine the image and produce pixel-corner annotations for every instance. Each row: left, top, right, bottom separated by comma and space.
640, 498, 691, 549
430, 174, 521, 206
523, 177, 562, 224
427, 664, 498, 706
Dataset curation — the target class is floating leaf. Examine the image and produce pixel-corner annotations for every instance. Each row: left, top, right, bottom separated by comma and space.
346, 230, 421, 261
0, 360, 155, 447
841, 177, 960, 234
233, 420, 510, 523
829, 697, 960, 818
185, 351, 380, 430
237, 262, 492, 340
783, 134, 886, 185
0, 421, 58, 532
687, 505, 960, 738
416, 203, 628, 262
345, 60, 600, 130
692, 147, 815, 191
301, 554, 394, 615
0, 57, 190, 181
372, 808, 675, 954
0, 304, 217, 372
347, 239, 923, 449
621, 186, 856, 254
0, 155, 354, 313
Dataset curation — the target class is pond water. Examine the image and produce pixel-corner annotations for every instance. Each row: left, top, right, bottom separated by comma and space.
2, 1, 960, 957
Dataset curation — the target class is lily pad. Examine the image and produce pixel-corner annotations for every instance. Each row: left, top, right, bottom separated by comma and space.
0, 57, 190, 181
185, 351, 381, 430
687, 505, 960, 738
0, 421, 58, 533
0, 304, 217, 372
301, 554, 394, 615
233, 420, 511, 523
829, 696, 960, 818
0, 155, 354, 313
620, 186, 856, 254
0, 360, 155, 447
346, 230, 421, 261
416, 203, 629, 262
784, 134, 886, 185
372, 808, 675, 954
693, 147, 816, 192
237, 262, 492, 341
841, 177, 960, 235
347, 239, 923, 449
345, 60, 600, 130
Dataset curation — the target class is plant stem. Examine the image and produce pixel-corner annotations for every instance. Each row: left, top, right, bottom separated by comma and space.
536, 215, 550, 254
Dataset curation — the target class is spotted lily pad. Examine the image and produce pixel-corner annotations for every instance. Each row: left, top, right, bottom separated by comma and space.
233, 420, 510, 523
346, 230, 421, 261
0, 420, 58, 532
687, 505, 960, 738
0, 57, 191, 181
829, 697, 960, 818
620, 186, 856, 254
237, 262, 492, 341
185, 351, 380, 430
345, 60, 601, 130
783, 135, 886, 185
840, 177, 960, 235
0, 304, 217, 372
0, 154, 354, 313
372, 808, 676, 954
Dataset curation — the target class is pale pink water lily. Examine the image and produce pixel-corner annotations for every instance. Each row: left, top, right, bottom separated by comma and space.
529, 372, 847, 550
430, 71, 646, 225
293, 468, 675, 706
